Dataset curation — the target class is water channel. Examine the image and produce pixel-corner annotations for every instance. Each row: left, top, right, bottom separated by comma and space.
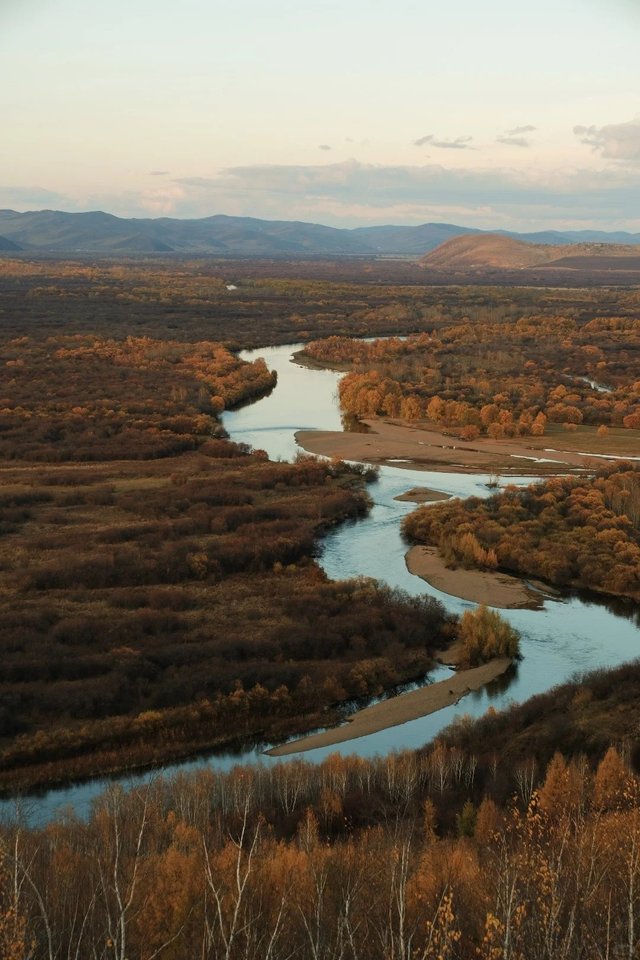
5, 343, 640, 824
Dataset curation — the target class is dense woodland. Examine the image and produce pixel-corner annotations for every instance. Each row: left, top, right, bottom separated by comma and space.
0, 334, 276, 461
2, 256, 640, 350
403, 463, 640, 601
2, 257, 640, 959
301, 316, 640, 437
8, 258, 624, 789
3, 688, 640, 959
0, 332, 457, 792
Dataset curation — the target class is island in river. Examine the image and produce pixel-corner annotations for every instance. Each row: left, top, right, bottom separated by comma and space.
266, 642, 513, 756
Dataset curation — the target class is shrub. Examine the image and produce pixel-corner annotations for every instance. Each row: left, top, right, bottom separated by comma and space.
458, 605, 520, 665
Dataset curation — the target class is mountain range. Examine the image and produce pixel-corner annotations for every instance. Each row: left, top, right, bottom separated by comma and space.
1, 209, 640, 257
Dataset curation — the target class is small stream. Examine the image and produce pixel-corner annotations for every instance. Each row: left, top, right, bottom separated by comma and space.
4, 343, 639, 825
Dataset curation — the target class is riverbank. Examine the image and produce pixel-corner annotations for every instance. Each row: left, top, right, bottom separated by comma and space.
266, 655, 513, 757
295, 418, 630, 476
406, 545, 543, 609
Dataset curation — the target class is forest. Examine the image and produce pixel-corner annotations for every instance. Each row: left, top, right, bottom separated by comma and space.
2, 695, 640, 959
0, 330, 461, 792
2, 256, 640, 350
402, 463, 640, 601
10, 258, 629, 789
301, 316, 640, 438
1, 255, 640, 959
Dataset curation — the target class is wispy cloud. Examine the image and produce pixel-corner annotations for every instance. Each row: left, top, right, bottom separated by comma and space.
318, 144, 332, 151
149, 170, 170, 176
574, 118, 640, 163
497, 136, 531, 148
0, 185, 70, 209
413, 134, 473, 149
506, 125, 536, 136
497, 125, 536, 148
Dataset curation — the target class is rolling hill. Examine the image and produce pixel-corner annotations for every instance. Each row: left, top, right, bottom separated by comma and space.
1, 209, 640, 257
0, 234, 22, 251
419, 233, 640, 271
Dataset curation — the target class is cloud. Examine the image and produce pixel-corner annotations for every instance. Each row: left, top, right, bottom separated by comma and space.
12, 159, 637, 231
413, 134, 473, 149
497, 125, 536, 148
506, 125, 536, 136
138, 184, 187, 214
496, 136, 531, 148
318, 144, 331, 151
574, 118, 640, 163
168, 160, 640, 229
0, 185, 70, 209
149, 170, 170, 176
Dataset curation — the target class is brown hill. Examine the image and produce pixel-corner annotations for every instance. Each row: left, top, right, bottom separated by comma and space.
419, 234, 640, 271
420, 234, 553, 269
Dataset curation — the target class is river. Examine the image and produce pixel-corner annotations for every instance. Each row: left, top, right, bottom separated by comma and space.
4, 343, 639, 825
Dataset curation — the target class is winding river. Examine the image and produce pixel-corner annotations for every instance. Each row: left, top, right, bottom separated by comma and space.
4, 343, 640, 825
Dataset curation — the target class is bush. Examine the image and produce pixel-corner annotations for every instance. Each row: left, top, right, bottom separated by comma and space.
458, 605, 520, 665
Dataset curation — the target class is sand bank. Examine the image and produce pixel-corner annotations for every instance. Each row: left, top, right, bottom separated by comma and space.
394, 487, 452, 503
406, 545, 541, 609
295, 419, 601, 476
266, 656, 512, 757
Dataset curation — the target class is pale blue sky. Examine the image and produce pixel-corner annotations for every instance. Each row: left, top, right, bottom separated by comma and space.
1, 0, 639, 229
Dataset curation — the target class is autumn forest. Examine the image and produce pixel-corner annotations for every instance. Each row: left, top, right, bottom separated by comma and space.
1, 255, 640, 958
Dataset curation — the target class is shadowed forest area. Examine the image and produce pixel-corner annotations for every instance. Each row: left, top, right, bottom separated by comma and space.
2, 256, 640, 348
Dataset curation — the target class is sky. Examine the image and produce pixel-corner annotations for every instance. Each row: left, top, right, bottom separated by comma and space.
1, 0, 639, 230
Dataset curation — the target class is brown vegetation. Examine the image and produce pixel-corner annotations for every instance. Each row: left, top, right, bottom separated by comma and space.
3, 728, 640, 958
0, 334, 276, 461
440, 658, 640, 767
420, 233, 555, 269
0, 333, 453, 792
419, 233, 640, 271
403, 463, 640, 600
2, 256, 639, 790
456, 605, 520, 665
301, 314, 640, 439
3, 256, 640, 350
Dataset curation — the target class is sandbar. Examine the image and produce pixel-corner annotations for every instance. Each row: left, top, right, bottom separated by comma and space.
295, 419, 606, 476
265, 656, 512, 757
406, 545, 541, 609
394, 487, 452, 503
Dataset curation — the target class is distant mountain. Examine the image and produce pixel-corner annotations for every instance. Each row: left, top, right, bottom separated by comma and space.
350, 222, 480, 254
0, 210, 374, 255
0, 233, 22, 251
420, 233, 640, 271
1, 209, 640, 257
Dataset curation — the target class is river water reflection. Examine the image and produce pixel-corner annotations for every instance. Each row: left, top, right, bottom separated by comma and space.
5, 343, 639, 824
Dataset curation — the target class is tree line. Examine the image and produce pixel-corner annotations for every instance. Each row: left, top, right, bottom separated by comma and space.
2, 727, 640, 959
301, 316, 640, 438
402, 462, 640, 601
